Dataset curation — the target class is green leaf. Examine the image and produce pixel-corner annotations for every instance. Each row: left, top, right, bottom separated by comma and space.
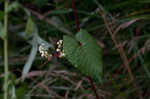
25, 17, 34, 35
63, 29, 103, 81
22, 38, 38, 80
0, 22, 5, 40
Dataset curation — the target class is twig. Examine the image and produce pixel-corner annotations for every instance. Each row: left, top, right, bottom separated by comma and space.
113, 46, 146, 78
4, 1, 9, 99
101, 12, 143, 99
30, 94, 52, 98
39, 82, 64, 99
101, 13, 134, 81
88, 77, 100, 99
65, 90, 69, 99
27, 8, 73, 35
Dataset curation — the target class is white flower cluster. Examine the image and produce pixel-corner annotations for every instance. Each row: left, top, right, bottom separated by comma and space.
39, 43, 52, 58
56, 40, 65, 58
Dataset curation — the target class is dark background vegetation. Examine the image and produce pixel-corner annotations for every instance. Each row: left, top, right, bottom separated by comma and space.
1, 0, 150, 99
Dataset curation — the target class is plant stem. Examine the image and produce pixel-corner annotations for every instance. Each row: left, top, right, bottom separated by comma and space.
72, 0, 80, 32
4, 0, 9, 99
88, 77, 100, 99
71, 0, 100, 99
101, 12, 143, 99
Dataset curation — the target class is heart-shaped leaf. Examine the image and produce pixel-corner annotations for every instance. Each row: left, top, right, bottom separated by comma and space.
63, 29, 103, 81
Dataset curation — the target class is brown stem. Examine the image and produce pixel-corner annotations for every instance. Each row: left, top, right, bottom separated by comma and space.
88, 77, 100, 99
101, 13, 143, 99
101, 14, 134, 81
72, 0, 80, 32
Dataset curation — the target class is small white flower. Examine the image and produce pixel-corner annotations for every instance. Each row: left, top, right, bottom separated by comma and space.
39, 44, 52, 59
57, 40, 63, 45
41, 53, 45, 57
56, 40, 65, 58
56, 48, 60, 52
58, 51, 65, 58
39, 45, 45, 53
57, 41, 60, 45
59, 40, 63, 44
45, 51, 48, 55
57, 44, 62, 48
